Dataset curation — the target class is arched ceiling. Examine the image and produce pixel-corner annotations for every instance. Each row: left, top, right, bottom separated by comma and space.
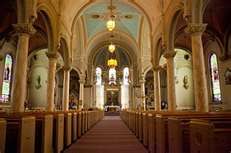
81, 0, 142, 41
60, 0, 161, 35
93, 45, 131, 70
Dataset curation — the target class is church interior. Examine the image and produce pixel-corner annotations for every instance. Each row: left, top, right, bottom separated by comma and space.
0, 0, 231, 153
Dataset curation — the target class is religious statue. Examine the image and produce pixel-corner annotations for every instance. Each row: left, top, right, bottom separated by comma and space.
35, 75, 42, 89
183, 75, 189, 89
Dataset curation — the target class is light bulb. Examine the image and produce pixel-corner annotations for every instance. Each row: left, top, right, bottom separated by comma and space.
108, 43, 115, 53
106, 19, 115, 31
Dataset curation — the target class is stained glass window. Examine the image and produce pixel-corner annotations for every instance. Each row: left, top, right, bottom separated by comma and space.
109, 68, 116, 85
96, 67, 102, 85
210, 53, 221, 102
123, 67, 129, 85
1, 54, 13, 102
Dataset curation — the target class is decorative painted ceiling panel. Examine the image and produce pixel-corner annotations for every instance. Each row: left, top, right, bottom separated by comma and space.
81, 0, 141, 40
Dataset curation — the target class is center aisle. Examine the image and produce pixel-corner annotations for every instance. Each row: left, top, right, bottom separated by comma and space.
64, 116, 148, 153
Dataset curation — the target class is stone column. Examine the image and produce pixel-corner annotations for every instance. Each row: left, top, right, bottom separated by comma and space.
140, 74, 146, 111
0, 54, 4, 95
164, 51, 176, 112
92, 81, 96, 108
153, 66, 162, 111
11, 23, 35, 112
46, 52, 58, 111
79, 76, 85, 109
129, 69, 134, 110
186, 23, 209, 112
62, 66, 70, 111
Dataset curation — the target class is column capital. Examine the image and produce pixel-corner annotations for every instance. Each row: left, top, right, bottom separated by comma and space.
63, 65, 71, 71
79, 77, 85, 84
185, 23, 207, 35
153, 65, 162, 71
46, 52, 58, 60
139, 78, 145, 84
13, 23, 36, 35
163, 51, 176, 59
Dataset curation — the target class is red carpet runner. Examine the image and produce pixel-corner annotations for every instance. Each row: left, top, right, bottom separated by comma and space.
64, 116, 148, 153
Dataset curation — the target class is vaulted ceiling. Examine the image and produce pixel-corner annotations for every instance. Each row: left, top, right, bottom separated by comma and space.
80, 0, 142, 41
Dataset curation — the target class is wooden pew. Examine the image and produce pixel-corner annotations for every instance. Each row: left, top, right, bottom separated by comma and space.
34, 113, 53, 153
0, 118, 6, 153
72, 112, 77, 142
83, 111, 87, 133
135, 112, 139, 136
190, 119, 231, 153
64, 112, 72, 148
147, 113, 156, 153
168, 114, 231, 153
77, 111, 82, 138
138, 112, 142, 141
142, 112, 148, 146
22, 112, 54, 153
87, 111, 92, 130
85, 111, 88, 131
156, 112, 231, 153
156, 112, 207, 153
4, 115, 36, 153
52, 113, 64, 153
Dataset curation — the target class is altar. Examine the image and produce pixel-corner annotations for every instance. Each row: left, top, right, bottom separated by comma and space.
105, 105, 120, 112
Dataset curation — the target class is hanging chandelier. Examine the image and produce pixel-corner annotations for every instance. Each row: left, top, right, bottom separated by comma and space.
108, 43, 115, 53
107, 58, 118, 68
106, 19, 115, 31
106, 0, 115, 31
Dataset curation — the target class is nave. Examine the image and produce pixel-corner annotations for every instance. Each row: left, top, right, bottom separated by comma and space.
0, 0, 231, 153
64, 116, 148, 153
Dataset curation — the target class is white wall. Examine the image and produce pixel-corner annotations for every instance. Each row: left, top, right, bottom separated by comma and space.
174, 49, 194, 110
28, 49, 49, 109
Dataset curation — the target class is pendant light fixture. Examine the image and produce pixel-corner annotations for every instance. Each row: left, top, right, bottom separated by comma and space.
106, 0, 115, 31
108, 43, 116, 53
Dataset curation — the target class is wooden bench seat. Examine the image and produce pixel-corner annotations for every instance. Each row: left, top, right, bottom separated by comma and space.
77, 111, 82, 138
168, 116, 231, 153
0, 118, 6, 153
155, 112, 231, 153
21, 112, 54, 153
3, 114, 36, 153
51, 112, 64, 153
190, 119, 231, 153
64, 112, 72, 148
72, 112, 77, 142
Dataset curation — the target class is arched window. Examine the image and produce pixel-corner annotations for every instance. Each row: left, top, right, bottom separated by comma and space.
1, 54, 13, 102
96, 67, 102, 85
123, 67, 129, 85
109, 68, 116, 85
210, 53, 221, 102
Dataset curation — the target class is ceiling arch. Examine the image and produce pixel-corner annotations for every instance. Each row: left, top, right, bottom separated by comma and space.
81, 0, 142, 40
93, 45, 131, 70
86, 30, 138, 67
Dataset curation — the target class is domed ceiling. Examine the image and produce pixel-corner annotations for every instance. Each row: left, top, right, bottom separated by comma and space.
81, 0, 142, 41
